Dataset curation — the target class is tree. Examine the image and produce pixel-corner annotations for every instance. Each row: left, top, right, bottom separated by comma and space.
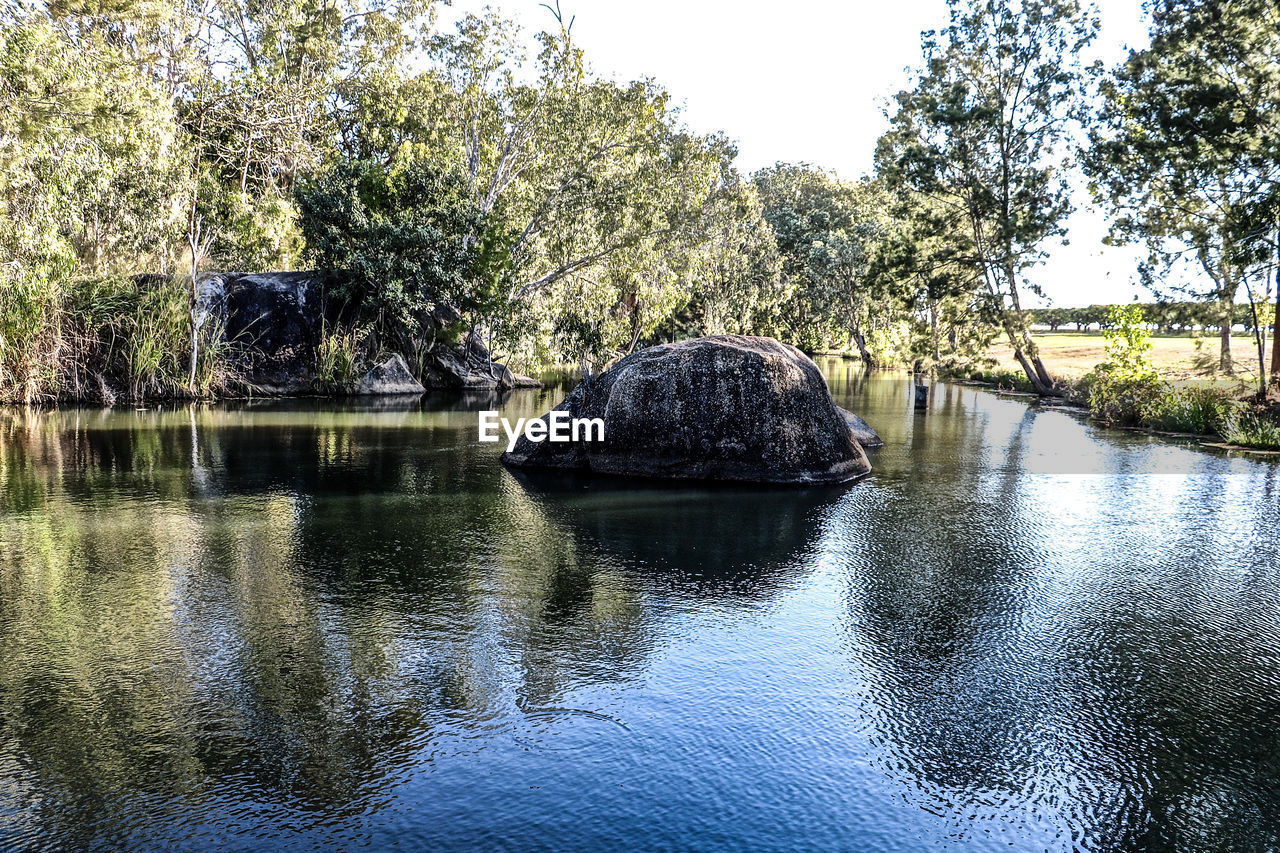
877, 0, 1099, 395
679, 146, 786, 340
1087, 0, 1280, 390
0, 9, 189, 400
295, 159, 483, 352
753, 164, 887, 359
865, 185, 997, 363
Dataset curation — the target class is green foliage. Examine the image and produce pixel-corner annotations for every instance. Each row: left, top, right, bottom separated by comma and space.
1085, 305, 1163, 424
1141, 387, 1237, 436
296, 159, 483, 338
1101, 305, 1156, 379
876, 0, 1098, 392
314, 324, 365, 393
1086, 0, 1280, 384
752, 165, 885, 350
1223, 411, 1280, 450
17, 0, 1231, 398
937, 360, 1037, 393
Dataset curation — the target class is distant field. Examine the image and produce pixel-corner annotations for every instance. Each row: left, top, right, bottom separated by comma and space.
985, 330, 1265, 386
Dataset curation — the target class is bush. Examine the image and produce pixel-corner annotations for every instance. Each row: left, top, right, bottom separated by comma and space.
1142, 387, 1238, 436
295, 159, 488, 346
1085, 368, 1165, 425
938, 358, 1037, 392
1086, 304, 1162, 425
1223, 411, 1280, 450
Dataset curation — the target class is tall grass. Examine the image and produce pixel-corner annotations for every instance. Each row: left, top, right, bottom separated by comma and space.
0, 273, 65, 404
1223, 410, 1280, 450
314, 322, 364, 393
1, 275, 233, 404
1141, 386, 1237, 436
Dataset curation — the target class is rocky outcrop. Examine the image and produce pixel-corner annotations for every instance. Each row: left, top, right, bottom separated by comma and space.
839, 407, 883, 448
192, 272, 536, 394
355, 354, 425, 395
195, 271, 325, 394
502, 335, 872, 484
418, 328, 541, 391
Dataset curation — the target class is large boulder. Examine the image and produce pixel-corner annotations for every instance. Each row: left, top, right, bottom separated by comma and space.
355, 354, 425, 395
192, 273, 538, 394
502, 335, 872, 484
195, 272, 325, 393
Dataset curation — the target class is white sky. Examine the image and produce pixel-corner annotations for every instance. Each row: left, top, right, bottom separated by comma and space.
444, 0, 1160, 307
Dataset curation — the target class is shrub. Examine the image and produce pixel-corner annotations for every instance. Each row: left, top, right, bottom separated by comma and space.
295, 159, 491, 348
1086, 368, 1165, 425
1223, 411, 1280, 450
1142, 387, 1238, 436
936, 357, 1037, 392
1087, 304, 1162, 425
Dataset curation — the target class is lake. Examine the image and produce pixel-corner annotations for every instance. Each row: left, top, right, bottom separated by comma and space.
2, 362, 1279, 852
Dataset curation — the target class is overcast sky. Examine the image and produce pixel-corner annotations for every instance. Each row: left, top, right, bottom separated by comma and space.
444, 0, 1160, 307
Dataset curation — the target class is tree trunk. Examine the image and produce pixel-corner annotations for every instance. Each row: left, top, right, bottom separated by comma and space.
188, 306, 199, 395
1012, 347, 1053, 396
930, 304, 940, 360
1247, 289, 1267, 396
188, 265, 200, 396
1007, 322, 1058, 396
1271, 234, 1280, 394
1000, 260, 1059, 396
851, 327, 872, 367
1032, 354, 1055, 390
1220, 294, 1235, 373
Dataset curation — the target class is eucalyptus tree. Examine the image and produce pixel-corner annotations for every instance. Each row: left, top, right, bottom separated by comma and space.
682, 145, 786, 339
0, 8, 189, 400
1086, 0, 1280, 390
422, 7, 727, 370
877, 0, 1099, 394
865, 187, 998, 363
752, 164, 886, 358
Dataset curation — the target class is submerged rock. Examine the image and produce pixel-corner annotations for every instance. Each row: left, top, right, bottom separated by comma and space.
502, 335, 872, 484
355, 354, 425, 395
839, 407, 883, 448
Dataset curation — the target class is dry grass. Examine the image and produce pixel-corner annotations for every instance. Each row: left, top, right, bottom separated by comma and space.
986, 331, 1267, 387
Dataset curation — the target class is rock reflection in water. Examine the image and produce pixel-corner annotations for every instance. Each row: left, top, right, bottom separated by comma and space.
505, 468, 849, 600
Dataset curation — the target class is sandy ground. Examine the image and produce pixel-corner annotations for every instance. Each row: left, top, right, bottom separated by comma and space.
985, 331, 1268, 387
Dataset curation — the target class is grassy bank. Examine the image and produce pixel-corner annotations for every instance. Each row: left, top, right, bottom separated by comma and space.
936, 320, 1280, 451
986, 330, 1264, 385
0, 276, 235, 405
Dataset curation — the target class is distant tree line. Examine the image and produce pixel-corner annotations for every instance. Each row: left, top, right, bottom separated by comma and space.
1026, 303, 1277, 334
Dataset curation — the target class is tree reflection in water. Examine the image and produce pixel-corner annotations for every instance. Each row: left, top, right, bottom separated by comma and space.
3, 380, 1280, 852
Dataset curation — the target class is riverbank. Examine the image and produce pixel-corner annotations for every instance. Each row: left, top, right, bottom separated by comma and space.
936, 359, 1280, 452
0, 273, 539, 406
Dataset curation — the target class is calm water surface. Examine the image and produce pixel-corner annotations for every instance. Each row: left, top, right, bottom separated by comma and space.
2, 363, 1279, 852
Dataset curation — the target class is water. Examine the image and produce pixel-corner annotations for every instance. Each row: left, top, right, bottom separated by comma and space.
2, 362, 1279, 852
